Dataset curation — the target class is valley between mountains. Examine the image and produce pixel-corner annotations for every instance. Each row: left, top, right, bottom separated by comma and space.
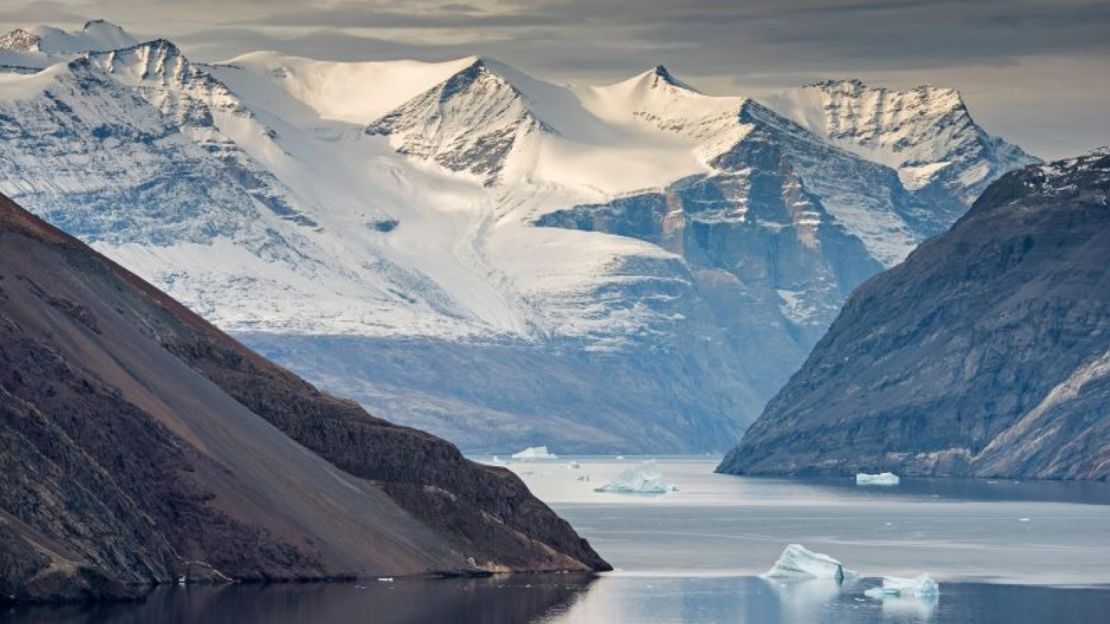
0, 20, 1037, 453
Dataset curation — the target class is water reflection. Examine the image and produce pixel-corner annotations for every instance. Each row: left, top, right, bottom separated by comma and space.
0, 575, 593, 624
6, 458, 1109, 624
540, 576, 1107, 624
764, 578, 844, 623
3, 576, 1108, 624
875, 593, 939, 621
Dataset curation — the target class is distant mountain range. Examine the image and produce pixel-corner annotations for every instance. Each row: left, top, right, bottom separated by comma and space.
0, 190, 607, 604
719, 150, 1110, 480
0, 21, 1037, 453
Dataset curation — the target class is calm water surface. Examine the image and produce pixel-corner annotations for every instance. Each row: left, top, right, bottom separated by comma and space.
6, 457, 1108, 623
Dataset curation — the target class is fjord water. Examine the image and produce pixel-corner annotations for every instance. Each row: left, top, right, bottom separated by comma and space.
5, 459, 1108, 624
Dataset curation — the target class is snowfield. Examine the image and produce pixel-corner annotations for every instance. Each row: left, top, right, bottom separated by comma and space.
0, 21, 1038, 452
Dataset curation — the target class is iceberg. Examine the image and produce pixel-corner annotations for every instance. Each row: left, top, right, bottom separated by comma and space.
864, 574, 939, 599
512, 446, 557, 460
594, 460, 676, 494
856, 472, 900, 486
762, 544, 858, 583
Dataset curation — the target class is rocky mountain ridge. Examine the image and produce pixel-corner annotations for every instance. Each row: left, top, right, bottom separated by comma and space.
717, 150, 1110, 480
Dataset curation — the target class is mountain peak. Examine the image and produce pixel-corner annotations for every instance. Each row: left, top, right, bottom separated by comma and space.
0, 27, 40, 52
763, 78, 1036, 201
433, 56, 538, 101
0, 20, 137, 55
805, 78, 964, 109
86, 37, 193, 85
82, 18, 121, 31
366, 55, 557, 184
632, 64, 698, 93
806, 77, 865, 90
990, 147, 1110, 203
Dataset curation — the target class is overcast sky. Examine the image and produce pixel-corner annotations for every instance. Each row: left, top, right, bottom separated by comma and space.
2, 0, 1107, 159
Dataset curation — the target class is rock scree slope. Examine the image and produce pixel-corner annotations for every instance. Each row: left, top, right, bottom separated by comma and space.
0, 192, 608, 604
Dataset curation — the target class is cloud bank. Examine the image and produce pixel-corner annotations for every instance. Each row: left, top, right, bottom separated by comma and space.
1, 0, 1106, 158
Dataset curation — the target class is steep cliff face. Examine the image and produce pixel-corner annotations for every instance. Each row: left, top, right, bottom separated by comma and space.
0, 193, 607, 604
718, 150, 1110, 480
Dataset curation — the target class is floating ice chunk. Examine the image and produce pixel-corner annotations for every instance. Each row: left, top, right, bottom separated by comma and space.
856, 472, 900, 486
490, 455, 505, 464
594, 460, 676, 494
763, 544, 858, 583
512, 446, 557, 460
864, 574, 938, 599
377, 577, 394, 583
615, 455, 625, 460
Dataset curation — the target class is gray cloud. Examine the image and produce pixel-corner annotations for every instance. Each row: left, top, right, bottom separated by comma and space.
0, 0, 88, 23
0, 0, 1106, 158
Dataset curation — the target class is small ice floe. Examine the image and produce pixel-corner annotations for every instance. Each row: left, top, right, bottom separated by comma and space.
377, 577, 394, 583
1018, 517, 1031, 522
856, 472, 900, 486
762, 544, 858, 583
864, 574, 939, 599
491, 455, 505, 464
512, 446, 557, 460
615, 455, 625, 460
569, 461, 581, 469
594, 460, 676, 494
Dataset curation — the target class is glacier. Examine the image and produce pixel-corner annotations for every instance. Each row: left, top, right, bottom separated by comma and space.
0, 21, 1038, 453
594, 461, 676, 494
762, 544, 858, 582
856, 472, 901, 486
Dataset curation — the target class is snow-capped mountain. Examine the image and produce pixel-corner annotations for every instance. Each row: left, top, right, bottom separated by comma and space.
763, 79, 1036, 228
0, 21, 1038, 452
0, 19, 136, 70
366, 58, 556, 185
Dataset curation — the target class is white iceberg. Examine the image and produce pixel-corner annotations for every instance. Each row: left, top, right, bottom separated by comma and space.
762, 544, 858, 583
864, 574, 939, 599
512, 446, 557, 460
856, 472, 900, 486
594, 460, 676, 494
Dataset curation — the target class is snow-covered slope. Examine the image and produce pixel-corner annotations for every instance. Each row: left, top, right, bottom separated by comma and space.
0, 23, 1038, 452
0, 20, 136, 70
763, 79, 1037, 229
